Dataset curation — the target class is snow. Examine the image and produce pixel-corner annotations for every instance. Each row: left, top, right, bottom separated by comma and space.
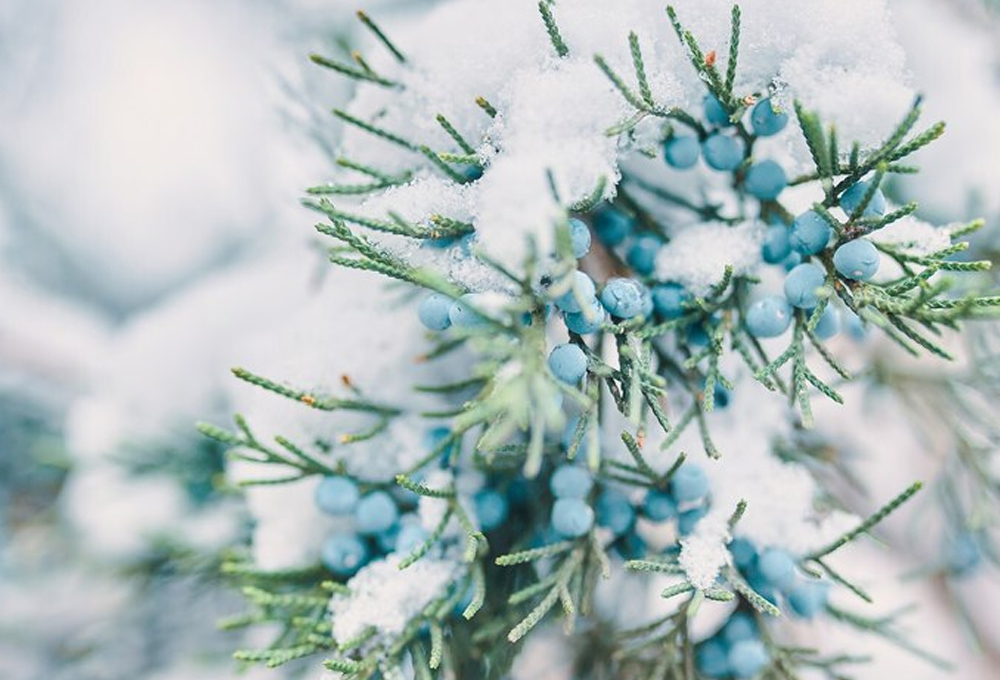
330, 0, 914, 276
869, 214, 954, 256
654, 220, 764, 295
679, 514, 731, 590
329, 554, 462, 643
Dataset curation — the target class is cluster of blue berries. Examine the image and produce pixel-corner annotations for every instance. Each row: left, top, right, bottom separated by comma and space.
695, 540, 830, 678
640, 463, 711, 535
748, 181, 886, 340
663, 96, 789, 202
314, 475, 421, 577
730, 538, 830, 618
695, 611, 770, 679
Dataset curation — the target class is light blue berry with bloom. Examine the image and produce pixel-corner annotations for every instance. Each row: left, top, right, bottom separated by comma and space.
355, 491, 399, 535
594, 208, 634, 246
550, 464, 594, 499
702, 133, 745, 171
418, 293, 453, 331
551, 498, 595, 538
315, 476, 361, 516
723, 611, 758, 645
696, 639, 730, 678
664, 135, 701, 168
473, 489, 509, 531
790, 210, 832, 255
652, 282, 688, 319
394, 522, 429, 554
761, 224, 791, 264
671, 465, 709, 503
833, 239, 880, 281
321, 532, 370, 577
678, 505, 708, 535
568, 218, 591, 259
813, 305, 840, 340
595, 488, 635, 536
757, 547, 797, 590
744, 160, 787, 200
563, 297, 606, 334
788, 580, 830, 618
745, 296, 793, 338
728, 639, 770, 679
750, 97, 789, 136
548, 343, 588, 384
600, 277, 647, 319
449, 293, 491, 328
703, 93, 732, 127
555, 270, 597, 313
642, 489, 677, 521
840, 180, 887, 217
784, 263, 826, 309
627, 235, 662, 275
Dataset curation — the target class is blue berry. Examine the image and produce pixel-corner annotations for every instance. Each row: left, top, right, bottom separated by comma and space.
945, 533, 983, 576
418, 293, 453, 331
840, 180, 887, 217
788, 580, 830, 618
728, 639, 769, 679
600, 277, 647, 319
696, 639, 730, 678
594, 208, 634, 246
551, 498, 595, 538
761, 224, 791, 264
790, 210, 832, 255
671, 465, 709, 503
813, 305, 840, 340
449, 293, 490, 328
702, 133, 745, 171
713, 383, 731, 409
355, 491, 399, 535
315, 476, 361, 516
321, 532, 370, 577
833, 239, 880, 281
652, 282, 688, 319
745, 296, 793, 338
750, 97, 789, 136
703, 93, 732, 127
627, 235, 661, 275
642, 489, 677, 521
757, 548, 797, 590
548, 343, 588, 384
394, 522, 429, 554
595, 488, 635, 536
730, 537, 757, 570
664, 135, 701, 168
723, 611, 758, 645
423, 426, 453, 458
568, 218, 591, 259
784, 263, 826, 309
473, 489, 508, 531
782, 251, 803, 271
678, 505, 708, 535
563, 298, 606, 334
550, 464, 594, 499
555, 271, 596, 313
744, 160, 787, 200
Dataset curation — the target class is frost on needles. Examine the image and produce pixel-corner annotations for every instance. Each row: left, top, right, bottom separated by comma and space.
196, 2, 1000, 679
